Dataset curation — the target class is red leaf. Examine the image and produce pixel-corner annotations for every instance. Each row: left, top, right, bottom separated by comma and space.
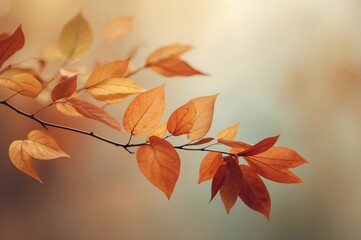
0, 25, 25, 68
238, 135, 280, 156
219, 156, 243, 213
51, 75, 77, 101
0, 33, 10, 41
239, 165, 271, 220
198, 152, 222, 184
210, 164, 226, 202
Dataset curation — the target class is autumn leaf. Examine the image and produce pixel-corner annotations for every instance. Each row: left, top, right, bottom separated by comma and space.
146, 44, 192, 64
68, 98, 121, 131
55, 102, 82, 117
0, 25, 25, 68
187, 94, 218, 141
146, 44, 205, 77
58, 12, 92, 60
123, 85, 165, 135
198, 152, 223, 184
167, 100, 197, 136
147, 121, 168, 141
9, 140, 42, 183
0, 33, 10, 41
136, 136, 180, 199
85, 59, 143, 103
187, 137, 214, 146
210, 164, 226, 202
218, 139, 251, 152
0, 73, 42, 97
239, 165, 271, 219
238, 135, 280, 156
51, 75, 77, 101
8, 130, 69, 183
103, 15, 132, 42
219, 156, 243, 213
217, 123, 240, 141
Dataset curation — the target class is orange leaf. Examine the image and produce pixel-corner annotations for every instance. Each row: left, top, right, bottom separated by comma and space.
167, 100, 197, 136
239, 165, 271, 220
123, 85, 165, 135
219, 156, 243, 213
0, 73, 42, 97
22, 130, 69, 160
187, 137, 215, 146
218, 138, 251, 150
146, 44, 192, 64
9, 140, 42, 183
146, 121, 168, 141
198, 152, 222, 184
51, 75, 77, 101
55, 102, 82, 117
136, 136, 180, 199
58, 12, 92, 60
147, 57, 205, 77
238, 135, 280, 156
187, 94, 218, 141
217, 123, 240, 141
103, 15, 133, 42
68, 98, 121, 131
0, 25, 25, 68
210, 164, 226, 202
245, 156, 304, 183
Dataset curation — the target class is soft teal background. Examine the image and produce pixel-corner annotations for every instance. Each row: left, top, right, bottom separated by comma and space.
1, 0, 361, 239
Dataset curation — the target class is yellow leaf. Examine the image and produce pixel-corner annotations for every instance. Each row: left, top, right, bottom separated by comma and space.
187, 94, 218, 141
87, 77, 144, 103
217, 123, 240, 141
9, 140, 42, 183
55, 102, 82, 117
136, 136, 180, 199
22, 130, 69, 160
58, 12, 92, 60
68, 98, 121, 131
123, 85, 165, 135
0, 73, 42, 97
146, 44, 192, 64
147, 121, 168, 141
167, 100, 197, 136
103, 15, 133, 42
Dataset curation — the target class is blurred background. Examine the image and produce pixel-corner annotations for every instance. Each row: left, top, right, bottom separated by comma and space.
1, 0, 361, 239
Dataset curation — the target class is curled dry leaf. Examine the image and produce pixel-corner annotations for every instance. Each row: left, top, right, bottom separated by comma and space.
8, 130, 69, 183
9, 140, 42, 183
217, 123, 240, 141
51, 75, 77, 101
103, 15, 133, 42
146, 121, 168, 141
85, 59, 143, 103
58, 12, 92, 60
239, 165, 271, 220
68, 98, 121, 131
136, 136, 180, 199
198, 152, 222, 184
0, 73, 42, 97
0, 25, 25, 68
123, 85, 165, 135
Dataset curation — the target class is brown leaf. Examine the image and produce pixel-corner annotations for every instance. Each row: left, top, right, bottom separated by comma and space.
103, 16, 133, 42
58, 12, 92, 60
217, 123, 240, 141
147, 57, 205, 77
238, 135, 280, 156
22, 130, 69, 160
51, 75, 77, 101
9, 140, 42, 183
219, 156, 243, 213
146, 121, 168, 141
187, 94, 218, 141
0, 25, 25, 68
0, 73, 42, 97
146, 44, 192, 64
198, 152, 222, 184
167, 100, 197, 136
123, 85, 165, 135
68, 98, 121, 131
239, 165, 271, 220
136, 136, 180, 199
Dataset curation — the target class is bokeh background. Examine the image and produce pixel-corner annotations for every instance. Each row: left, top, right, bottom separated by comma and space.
1, 0, 361, 239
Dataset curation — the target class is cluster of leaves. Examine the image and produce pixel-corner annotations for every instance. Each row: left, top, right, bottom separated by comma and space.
0, 12, 308, 219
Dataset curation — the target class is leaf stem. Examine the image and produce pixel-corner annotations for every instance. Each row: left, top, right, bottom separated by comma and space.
124, 66, 146, 78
